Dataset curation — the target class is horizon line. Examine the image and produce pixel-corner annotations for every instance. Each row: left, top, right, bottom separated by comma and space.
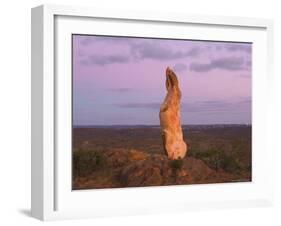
73, 123, 252, 127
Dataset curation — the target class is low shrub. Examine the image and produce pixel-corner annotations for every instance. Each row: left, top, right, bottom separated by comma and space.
189, 147, 242, 173
170, 159, 183, 170
73, 149, 106, 177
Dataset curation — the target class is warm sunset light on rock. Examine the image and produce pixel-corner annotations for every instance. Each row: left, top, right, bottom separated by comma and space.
160, 67, 188, 159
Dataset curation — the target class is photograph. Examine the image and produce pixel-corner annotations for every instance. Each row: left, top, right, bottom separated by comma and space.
72, 34, 252, 190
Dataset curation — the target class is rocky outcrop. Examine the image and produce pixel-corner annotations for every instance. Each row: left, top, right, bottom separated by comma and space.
106, 148, 148, 167
159, 67, 187, 160
119, 154, 229, 187
73, 149, 235, 189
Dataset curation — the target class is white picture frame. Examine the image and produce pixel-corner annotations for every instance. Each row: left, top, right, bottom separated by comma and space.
31, 4, 274, 221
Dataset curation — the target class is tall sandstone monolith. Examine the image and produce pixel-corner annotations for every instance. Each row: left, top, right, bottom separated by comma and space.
159, 67, 187, 160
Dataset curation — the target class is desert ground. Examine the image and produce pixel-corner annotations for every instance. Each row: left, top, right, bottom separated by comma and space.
72, 125, 251, 189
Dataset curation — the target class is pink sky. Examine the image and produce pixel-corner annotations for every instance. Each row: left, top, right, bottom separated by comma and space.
73, 35, 251, 125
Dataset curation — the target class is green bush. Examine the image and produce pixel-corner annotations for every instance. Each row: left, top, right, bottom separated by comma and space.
73, 149, 106, 177
221, 155, 242, 173
189, 147, 242, 173
170, 159, 183, 170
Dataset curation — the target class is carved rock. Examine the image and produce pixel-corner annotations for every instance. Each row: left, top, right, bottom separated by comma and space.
159, 67, 187, 159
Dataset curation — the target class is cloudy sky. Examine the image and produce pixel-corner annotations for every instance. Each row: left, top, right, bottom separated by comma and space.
73, 35, 251, 125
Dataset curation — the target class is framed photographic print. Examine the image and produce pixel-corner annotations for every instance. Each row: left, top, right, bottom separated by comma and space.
31, 4, 274, 221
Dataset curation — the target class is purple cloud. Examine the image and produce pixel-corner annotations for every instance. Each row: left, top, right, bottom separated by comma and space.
79, 36, 133, 45
190, 56, 246, 72
116, 103, 160, 109
225, 43, 252, 53
80, 54, 130, 66
130, 42, 200, 61
116, 98, 251, 113
182, 99, 251, 113
108, 88, 132, 93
